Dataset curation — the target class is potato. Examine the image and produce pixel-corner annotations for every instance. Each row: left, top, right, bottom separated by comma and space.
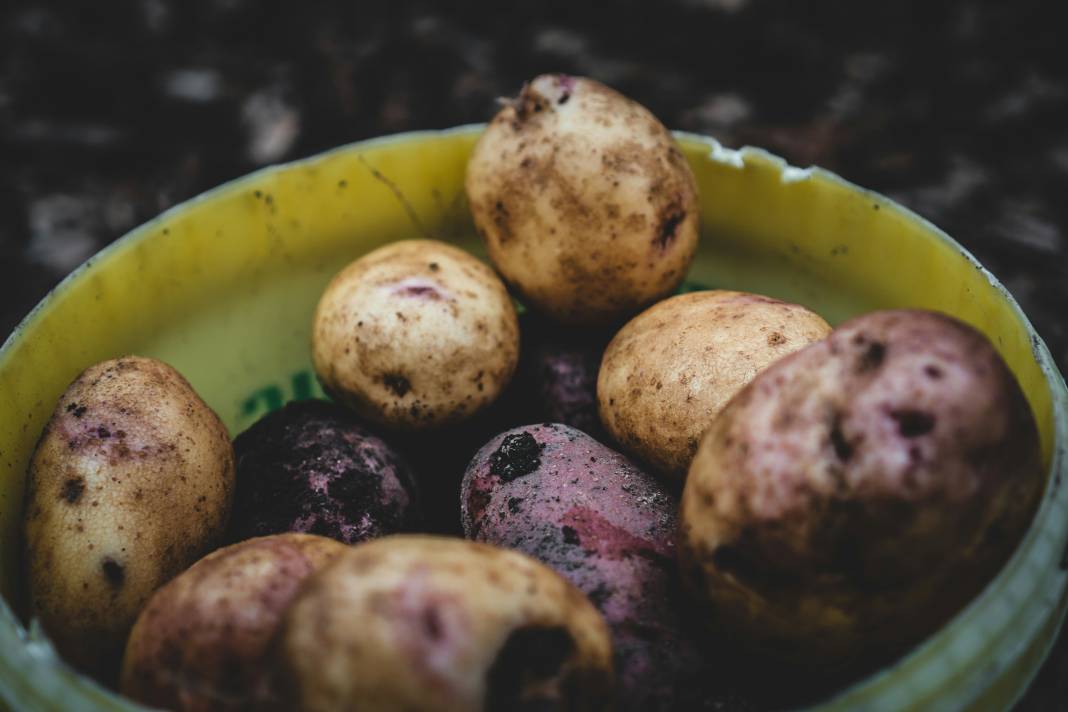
228, 399, 421, 544
275, 535, 615, 712
598, 290, 831, 482
679, 310, 1044, 680
466, 74, 699, 326
23, 356, 234, 678
121, 533, 347, 711
312, 239, 519, 430
515, 314, 611, 439
461, 424, 745, 710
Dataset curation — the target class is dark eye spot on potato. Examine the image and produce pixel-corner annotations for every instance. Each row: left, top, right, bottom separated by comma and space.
65, 402, 87, 418
492, 200, 514, 243
421, 606, 444, 641
829, 417, 853, 461
507, 497, 522, 514
60, 477, 85, 504
890, 409, 935, 438
856, 341, 886, 373
485, 626, 575, 712
653, 208, 684, 252
428, 262, 440, 272
96, 426, 111, 439
767, 332, 787, 347
101, 557, 125, 587
490, 433, 544, 482
561, 525, 580, 545
924, 364, 943, 379
382, 373, 411, 397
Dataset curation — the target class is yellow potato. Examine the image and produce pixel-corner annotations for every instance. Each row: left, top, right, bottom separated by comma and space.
466, 74, 699, 326
276, 535, 615, 712
23, 356, 234, 679
679, 310, 1043, 681
121, 533, 347, 711
598, 290, 831, 481
312, 240, 519, 430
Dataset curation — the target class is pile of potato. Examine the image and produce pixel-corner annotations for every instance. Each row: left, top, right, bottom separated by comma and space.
22, 75, 1043, 711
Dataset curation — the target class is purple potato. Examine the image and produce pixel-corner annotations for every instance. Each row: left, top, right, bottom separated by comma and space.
516, 315, 612, 439
229, 400, 421, 544
461, 423, 751, 711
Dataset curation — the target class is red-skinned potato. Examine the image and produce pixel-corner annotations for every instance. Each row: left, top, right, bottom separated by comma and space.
462, 424, 747, 710
679, 310, 1044, 682
121, 534, 347, 711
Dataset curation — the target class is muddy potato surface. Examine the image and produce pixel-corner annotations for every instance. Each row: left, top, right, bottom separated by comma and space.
229, 399, 421, 544
121, 533, 347, 711
312, 239, 519, 430
23, 356, 234, 678
599, 290, 831, 481
275, 535, 615, 712
466, 74, 699, 326
679, 309, 1044, 679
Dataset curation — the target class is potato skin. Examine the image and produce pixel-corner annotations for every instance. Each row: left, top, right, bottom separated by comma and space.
679, 310, 1044, 678
121, 534, 347, 711
275, 535, 615, 712
515, 314, 612, 439
462, 424, 741, 711
23, 356, 235, 678
229, 399, 421, 544
312, 239, 519, 430
598, 290, 831, 481
466, 74, 699, 326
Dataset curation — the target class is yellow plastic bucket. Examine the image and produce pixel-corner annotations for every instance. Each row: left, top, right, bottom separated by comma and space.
1, 127, 1066, 710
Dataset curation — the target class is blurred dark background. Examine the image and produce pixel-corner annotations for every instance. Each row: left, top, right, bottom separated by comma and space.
2, 1, 1066, 707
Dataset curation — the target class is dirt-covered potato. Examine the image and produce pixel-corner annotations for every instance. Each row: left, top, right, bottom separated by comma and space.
121, 533, 347, 711
312, 239, 519, 430
599, 290, 831, 481
23, 356, 234, 678
679, 310, 1044, 679
515, 315, 612, 439
466, 74, 699, 326
462, 424, 743, 711
275, 535, 615, 712
229, 399, 421, 544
